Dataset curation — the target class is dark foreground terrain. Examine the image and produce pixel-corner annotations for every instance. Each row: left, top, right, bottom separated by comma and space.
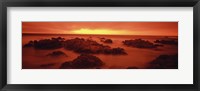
23, 35, 178, 69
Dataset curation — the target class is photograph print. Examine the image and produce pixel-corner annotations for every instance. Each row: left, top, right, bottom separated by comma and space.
22, 22, 178, 69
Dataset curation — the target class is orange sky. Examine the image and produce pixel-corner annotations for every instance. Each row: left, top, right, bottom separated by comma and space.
22, 22, 178, 36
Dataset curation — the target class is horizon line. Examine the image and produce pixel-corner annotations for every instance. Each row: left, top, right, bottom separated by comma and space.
22, 32, 178, 37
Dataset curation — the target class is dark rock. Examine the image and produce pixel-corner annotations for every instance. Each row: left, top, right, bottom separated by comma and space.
60, 62, 72, 69
154, 38, 178, 45
60, 54, 104, 69
64, 38, 127, 55
100, 37, 105, 40
111, 47, 127, 55
127, 66, 139, 69
23, 37, 65, 49
34, 38, 63, 49
108, 66, 124, 69
100, 38, 113, 43
147, 54, 178, 69
40, 63, 56, 68
55, 37, 65, 41
23, 41, 34, 47
123, 39, 158, 48
154, 44, 164, 47
47, 51, 67, 57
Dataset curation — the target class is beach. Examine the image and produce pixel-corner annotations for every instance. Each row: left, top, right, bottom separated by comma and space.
22, 34, 178, 69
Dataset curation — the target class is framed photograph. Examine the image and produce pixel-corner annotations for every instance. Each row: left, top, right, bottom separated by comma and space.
0, 0, 199, 91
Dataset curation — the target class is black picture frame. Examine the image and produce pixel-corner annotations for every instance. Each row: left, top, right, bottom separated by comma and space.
0, 0, 199, 91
